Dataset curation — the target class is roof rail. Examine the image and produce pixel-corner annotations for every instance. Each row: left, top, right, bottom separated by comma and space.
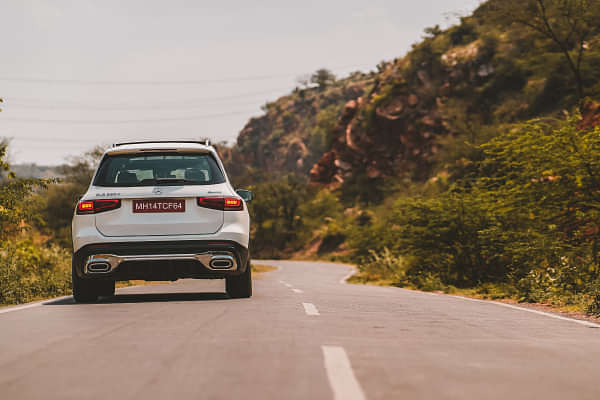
112, 140, 213, 147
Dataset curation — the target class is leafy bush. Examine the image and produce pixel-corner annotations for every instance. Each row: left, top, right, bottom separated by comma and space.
586, 282, 600, 316
0, 143, 71, 305
34, 146, 103, 247
0, 240, 71, 305
448, 20, 477, 46
247, 174, 311, 257
377, 192, 510, 288
357, 247, 407, 284
348, 113, 600, 312
308, 105, 340, 156
0, 144, 49, 240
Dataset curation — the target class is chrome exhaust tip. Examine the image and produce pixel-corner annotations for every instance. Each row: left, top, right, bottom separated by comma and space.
86, 262, 111, 273
209, 255, 235, 269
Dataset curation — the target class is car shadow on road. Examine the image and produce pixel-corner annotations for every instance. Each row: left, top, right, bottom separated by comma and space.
44, 292, 229, 305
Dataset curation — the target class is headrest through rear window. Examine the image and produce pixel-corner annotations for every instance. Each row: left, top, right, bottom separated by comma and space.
185, 168, 209, 182
116, 171, 138, 184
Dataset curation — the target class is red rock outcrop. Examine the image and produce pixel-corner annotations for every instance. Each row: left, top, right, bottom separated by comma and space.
310, 99, 361, 184
579, 100, 600, 130
310, 66, 450, 186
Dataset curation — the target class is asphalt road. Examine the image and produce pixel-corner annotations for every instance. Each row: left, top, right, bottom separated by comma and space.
2, 260, 600, 400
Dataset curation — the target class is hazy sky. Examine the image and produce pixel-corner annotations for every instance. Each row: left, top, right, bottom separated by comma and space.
1, 0, 481, 165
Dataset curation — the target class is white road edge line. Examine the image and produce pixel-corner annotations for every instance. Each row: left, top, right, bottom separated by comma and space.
448, 295, 600, 328
339, 267, 358, 284
0, 281, 159, 315
292, 288, 304, 294
302, 302, 320, 316
336, 262, 600, 328
0, 296, 71, 315
322, 346, 366, 400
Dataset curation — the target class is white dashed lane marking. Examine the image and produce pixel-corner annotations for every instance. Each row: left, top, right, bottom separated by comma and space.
322, 346, 366, 400
292, 289, 304, 294
302, 302, 320, 316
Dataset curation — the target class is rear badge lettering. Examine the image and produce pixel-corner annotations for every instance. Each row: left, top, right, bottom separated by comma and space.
96, 192, 120, 197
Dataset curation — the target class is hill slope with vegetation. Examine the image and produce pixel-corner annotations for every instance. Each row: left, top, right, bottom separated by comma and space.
220, 70, 372, 185
231, 0, 600, 313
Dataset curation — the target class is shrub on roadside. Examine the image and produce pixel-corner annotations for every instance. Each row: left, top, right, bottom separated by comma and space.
357, 247, 407, 284
33, 146, 103, 248
348, 112, 600, 312
0, 239, 71, 305
0, 143, 71, 305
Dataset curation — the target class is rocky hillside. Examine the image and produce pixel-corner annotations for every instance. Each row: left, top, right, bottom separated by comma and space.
227, 0, 600, 191
310, 1, 600, 189
220, 72, 373, 186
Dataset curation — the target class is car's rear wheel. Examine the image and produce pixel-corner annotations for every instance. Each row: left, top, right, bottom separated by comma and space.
72, 257, 115, 302
96, 280, 115, 297
226, 262, 252, 298
72, 270, 98, 303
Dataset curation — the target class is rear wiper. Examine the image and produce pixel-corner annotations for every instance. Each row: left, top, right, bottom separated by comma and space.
153, 178, 199, 185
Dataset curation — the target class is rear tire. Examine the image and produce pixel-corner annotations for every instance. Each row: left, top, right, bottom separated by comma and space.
72, 272, 99, 303
226, 262, 252, 298
72, 256, 111, 303
97, 280, 115, 297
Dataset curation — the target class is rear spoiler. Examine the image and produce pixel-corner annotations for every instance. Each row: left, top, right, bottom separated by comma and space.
112, 139, 212, 147
106, 147, 212, 156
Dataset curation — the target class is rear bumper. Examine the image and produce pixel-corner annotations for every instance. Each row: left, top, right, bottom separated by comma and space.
72, 209, 250, 253
73, 240, 249, 281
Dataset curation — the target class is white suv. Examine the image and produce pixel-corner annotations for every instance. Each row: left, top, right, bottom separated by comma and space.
71, 141, 253, 302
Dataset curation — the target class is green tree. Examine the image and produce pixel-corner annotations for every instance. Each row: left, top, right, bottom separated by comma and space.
247, 174, 310, 257
477, 114, 600, 270
0, 142, 48, 240
353, 112, 600, 302
423, 24, 442, 38
309, 104, 340, 155
310, 69, 336, 90
488, 0, 600, 100
36, 146, 104, 247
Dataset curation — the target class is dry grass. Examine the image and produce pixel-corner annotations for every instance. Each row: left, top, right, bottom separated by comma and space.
115, 280, 172, 288
251, 264, 277, 273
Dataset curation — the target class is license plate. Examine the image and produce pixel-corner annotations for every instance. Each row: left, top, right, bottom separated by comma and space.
133, 199, 186, 213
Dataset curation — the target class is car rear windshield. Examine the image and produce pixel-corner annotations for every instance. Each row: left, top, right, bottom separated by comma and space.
93, 152, 226, 187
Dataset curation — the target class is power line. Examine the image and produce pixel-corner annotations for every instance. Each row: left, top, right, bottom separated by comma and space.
0, 63, 374, 86
0, 73, 294, 86
3, 90, 284, 111
5, 99, 264, 111
3, 87, 289, 109
6, 137, 108, 145
0, 109, 258, 125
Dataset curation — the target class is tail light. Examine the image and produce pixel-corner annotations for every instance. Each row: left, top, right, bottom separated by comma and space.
197, 197, 243, 211
76, 199, 121, 215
